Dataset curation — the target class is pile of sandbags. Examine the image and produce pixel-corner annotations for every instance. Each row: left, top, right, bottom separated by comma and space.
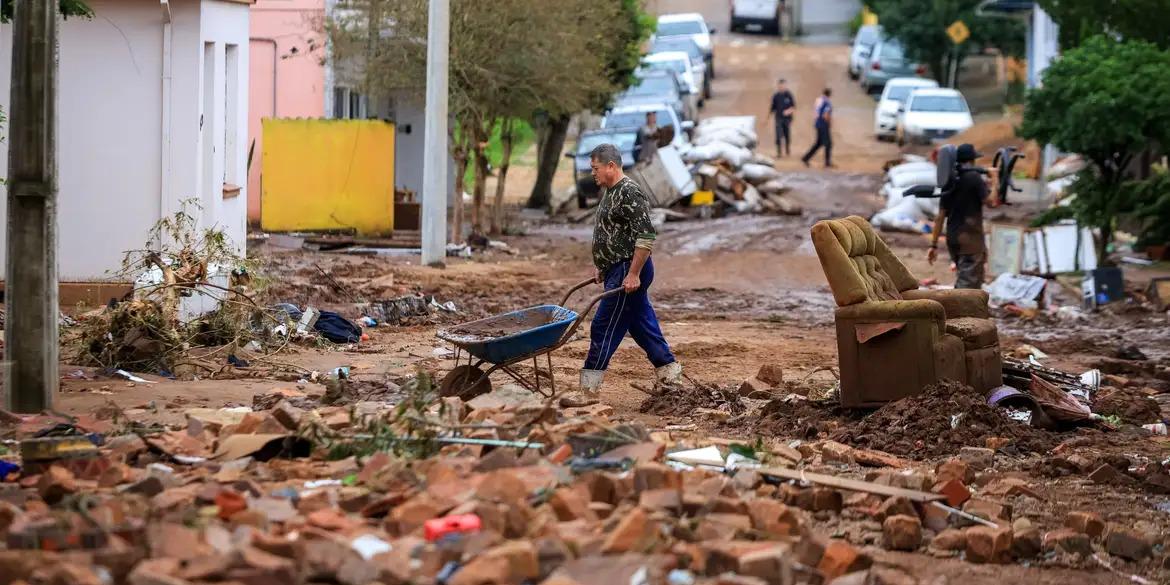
683, 116, 760, 169
871, 159, 939, 233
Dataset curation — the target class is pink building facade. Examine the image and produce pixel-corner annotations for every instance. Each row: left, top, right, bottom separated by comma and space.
247, 0, 327, 224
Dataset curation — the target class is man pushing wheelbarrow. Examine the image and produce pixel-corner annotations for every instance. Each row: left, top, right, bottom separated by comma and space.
563, 143, 683, 407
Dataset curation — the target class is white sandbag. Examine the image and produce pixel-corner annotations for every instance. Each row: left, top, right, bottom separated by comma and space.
871, 196, 932, 233
887, 161, 936, 183
1047, 175, 1076, 198
739, 163, 782, 184
757, 179, 788, 194
695, 127, 756, 149
682, 140, 751, 168
735, 185, 762, 213
1046, 154, 1085, 181
698, 116, 756, 136
885, 185, 909, 207
888, 168, 937, 189
913, 195, 939, 216
749, 153, 776, 168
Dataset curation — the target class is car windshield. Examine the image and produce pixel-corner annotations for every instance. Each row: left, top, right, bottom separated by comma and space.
887, 84, 931, 101
627, 75, 677, 97
856, 26, 879, 46
910, 95, 967, 112
879, 40, 905, 59
644, 59, 687, 75
657, 20, 703, 36
577, 132, 637, 155
651, 39, 702, 61
605, 110, 674, 130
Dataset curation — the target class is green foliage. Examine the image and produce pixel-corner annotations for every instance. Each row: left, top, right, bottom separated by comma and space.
304, 372, 444, 461
870, 0, 1024, 83
1038, 0, 1170, 49
460, 119, 535, 184
0, 0, 92, 23
847, 8, 865, 38
1127, 167, 1170, 248
1021, 37, 1170, 173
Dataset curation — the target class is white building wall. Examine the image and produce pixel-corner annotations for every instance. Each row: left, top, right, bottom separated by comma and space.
0, 0, 249, 282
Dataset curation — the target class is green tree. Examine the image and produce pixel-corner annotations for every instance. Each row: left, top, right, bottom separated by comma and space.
1020, 36, 1170, 262
527, 0, 653, 210
330, 0, 635, 236
1037, 0, 1170, 49
870, 0, 1024, 86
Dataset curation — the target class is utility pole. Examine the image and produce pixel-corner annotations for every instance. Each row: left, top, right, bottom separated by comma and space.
5, 0, 59, 412
420, 0, 449, 266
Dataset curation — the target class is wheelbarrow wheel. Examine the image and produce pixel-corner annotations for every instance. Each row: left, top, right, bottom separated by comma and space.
439, 365, 492, 401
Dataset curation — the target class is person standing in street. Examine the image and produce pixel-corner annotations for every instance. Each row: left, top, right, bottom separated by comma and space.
636, 111, 662, 164
801, 88, 833, 168
928, 143, 1000, 288
562, 143, 682, 407
766, 78, 796, 157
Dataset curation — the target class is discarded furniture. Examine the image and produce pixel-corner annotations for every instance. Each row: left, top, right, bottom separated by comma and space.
811, 216, 1003, 407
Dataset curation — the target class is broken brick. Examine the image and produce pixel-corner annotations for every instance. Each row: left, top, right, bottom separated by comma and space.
738, 378, 774, 398
930, 528, 967, 551
875, 496, 917, 521
1012, 527, 1042, 559
37, 465, 78, 505
933, 479, 971, 507
601, 506, 659, 553
549, 487, 597, 522
817, 540, 871, 580
757, 364, 785, 386
883, 515, 922, 551
965, 526, 1013, 564
215, 489, 248, 521
449, 540, 539, 585
961, 499, 1012, 524
1088, 464, 1136, 486
1104, 527, 1153, 561
638, 488, 682, 514
1064, 511, 1106, 539
737, 544, 795, 585
935, 459, 974, 484
633, 463, 682, 493
820, 441, 856, 465
748, 499, 802, 538
1043, 529, 1092, 556
958, 447, 995, 471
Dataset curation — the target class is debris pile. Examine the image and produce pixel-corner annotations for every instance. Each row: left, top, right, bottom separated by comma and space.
832, 380, 1059, 458
3, 366, 1169, 584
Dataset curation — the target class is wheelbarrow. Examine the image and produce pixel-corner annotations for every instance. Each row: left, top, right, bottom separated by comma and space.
435, 278, 621, 401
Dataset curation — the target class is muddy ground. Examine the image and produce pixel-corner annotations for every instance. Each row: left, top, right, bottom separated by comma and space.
11, 4, 1170, 583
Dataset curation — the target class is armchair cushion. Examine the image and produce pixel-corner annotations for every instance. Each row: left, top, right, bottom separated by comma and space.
945, 317, 999, 350
901, 288, 991, 319
812, 216, 920, 307
835, 299, 946, 330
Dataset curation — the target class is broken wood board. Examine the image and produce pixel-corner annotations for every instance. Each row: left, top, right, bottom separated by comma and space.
757, 466, 945, 503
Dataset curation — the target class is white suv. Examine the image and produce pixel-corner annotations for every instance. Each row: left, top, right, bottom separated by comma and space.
730, 0, 782, 35
655, 13, 716, 77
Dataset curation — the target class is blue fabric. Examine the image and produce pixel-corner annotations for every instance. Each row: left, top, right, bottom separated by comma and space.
584, 258, 675, 371
815, 98, 832, 129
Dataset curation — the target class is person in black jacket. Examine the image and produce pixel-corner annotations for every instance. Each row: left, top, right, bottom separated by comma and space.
766, 79, 796, 157
928, 144, 1000, 288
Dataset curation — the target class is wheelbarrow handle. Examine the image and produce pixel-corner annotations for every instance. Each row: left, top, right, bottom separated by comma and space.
558, 277, 600, 308
557, 286, 623, 346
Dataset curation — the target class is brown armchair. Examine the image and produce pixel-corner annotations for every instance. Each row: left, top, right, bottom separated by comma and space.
811, 216, 1002, 407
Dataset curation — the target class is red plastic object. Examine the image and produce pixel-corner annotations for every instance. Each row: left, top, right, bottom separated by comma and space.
424, 514, 482, 542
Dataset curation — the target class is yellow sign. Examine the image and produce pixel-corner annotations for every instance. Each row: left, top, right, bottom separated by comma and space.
947, 20, 970, 45
862, 6, 878, 26
262, 119, 397, 235
691, 190, 714, 206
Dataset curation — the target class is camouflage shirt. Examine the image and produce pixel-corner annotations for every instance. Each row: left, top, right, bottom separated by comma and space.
592, 176, 656, 272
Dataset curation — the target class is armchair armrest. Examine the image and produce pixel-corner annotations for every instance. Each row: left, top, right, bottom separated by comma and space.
901, 288, 990, 319
835, 299, 946, 330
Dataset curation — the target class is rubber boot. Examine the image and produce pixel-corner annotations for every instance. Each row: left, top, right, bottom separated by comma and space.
559, 369, 605, 408
656, 362, 683, 384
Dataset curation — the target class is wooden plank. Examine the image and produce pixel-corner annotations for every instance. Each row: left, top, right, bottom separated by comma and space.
757, 466, 945, 503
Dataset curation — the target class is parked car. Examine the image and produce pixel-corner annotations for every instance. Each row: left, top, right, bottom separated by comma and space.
873, 77, 938, 140
848, 24, 881, 80
860, 37, 927, 95
655, 13, 715, 77
896, 88, 974, 145
730, 0, 782, 35
649, 36, 710, 99
567, 127, 640, 206
615, 69, 690, 122
601, 103, 691, 151
640, 51, 703, 112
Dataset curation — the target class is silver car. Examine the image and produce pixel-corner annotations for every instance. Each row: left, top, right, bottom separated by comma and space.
860, 38, 927, 96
